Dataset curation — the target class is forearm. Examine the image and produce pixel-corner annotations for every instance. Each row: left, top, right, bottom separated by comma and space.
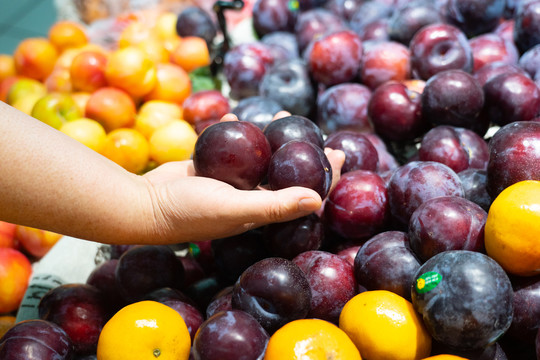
0, 101, 154, 244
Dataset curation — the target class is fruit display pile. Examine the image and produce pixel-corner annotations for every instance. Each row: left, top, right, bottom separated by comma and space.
1, 0, 540, 359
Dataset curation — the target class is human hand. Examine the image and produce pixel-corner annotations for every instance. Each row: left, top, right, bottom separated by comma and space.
142, 113, 345, 244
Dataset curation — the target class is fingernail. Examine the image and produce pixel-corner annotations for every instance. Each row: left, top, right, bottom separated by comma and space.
298, 197, 320, 211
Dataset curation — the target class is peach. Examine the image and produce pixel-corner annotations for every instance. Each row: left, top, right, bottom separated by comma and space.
170, 36, 211, 73
153, 11, 180, 40
15, 225, 62, 259
0, 221, 17, 249
85, 87, 137, 132
44, 67, 73, 92
0, 75, 22, 102
101, 128, 150, 174
135, 100, 182, 139
105, 46, 157, 98
136, 38, 170, 64
48, 20, 89, 53
70, 50, 108, 92
0, 247, 32, 314
60, 117, 107, 154
53, 47, 83, 71
143, 63, 191, 104
117, 20, 156, 48
0, 55, 15, 82
149, 119, 198, 164
13, 37, 58, 81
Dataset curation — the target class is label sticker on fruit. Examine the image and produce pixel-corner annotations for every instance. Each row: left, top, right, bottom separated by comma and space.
415, 271, 442, 294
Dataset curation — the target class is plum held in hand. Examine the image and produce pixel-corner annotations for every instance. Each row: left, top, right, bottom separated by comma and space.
354, 231, 421, 301
192, 310, 269, 360
388, 161, 465, 227
0, 319, 74, 360
267, 140, 332, 199
408, 196, 487, 263
324, 170, 389, 241
193, 120, 272, 190
411, 250, 513, 352
263, 115, 324, 153
231, 257, 312, 334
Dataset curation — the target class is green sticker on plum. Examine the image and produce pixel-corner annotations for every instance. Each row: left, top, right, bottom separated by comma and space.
288, 0, 299, 11
415, 271, 442, 294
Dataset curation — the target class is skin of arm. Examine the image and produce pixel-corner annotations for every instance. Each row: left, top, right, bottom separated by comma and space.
0, 102, 345, 245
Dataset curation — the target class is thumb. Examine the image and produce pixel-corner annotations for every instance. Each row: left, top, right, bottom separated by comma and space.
230, 186, 323, 227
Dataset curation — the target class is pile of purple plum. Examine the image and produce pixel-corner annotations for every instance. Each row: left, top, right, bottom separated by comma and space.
5, 0, 540, 359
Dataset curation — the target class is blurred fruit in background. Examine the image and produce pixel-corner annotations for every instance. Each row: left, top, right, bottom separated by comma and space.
13, 38, 58, 81
149, 119, 198, 164
15, 226, 62, 259
101, 128, 150, 174
60, 118, 108, 154
48, 21, 89, 53
0, 248, 33, 314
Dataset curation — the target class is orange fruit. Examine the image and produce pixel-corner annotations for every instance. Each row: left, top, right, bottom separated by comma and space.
48, 20, 89, 52
170, 36, 211, 73
149, 119, 198, 164
97, 300, 191, 360
135, 100, 182, 139
484, 180, 540, 276
101, 128, 150, 174
60, 118, 107, 154
421, 356, 469, 360
264, 318, 362, 360
339, 290, 432, 360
